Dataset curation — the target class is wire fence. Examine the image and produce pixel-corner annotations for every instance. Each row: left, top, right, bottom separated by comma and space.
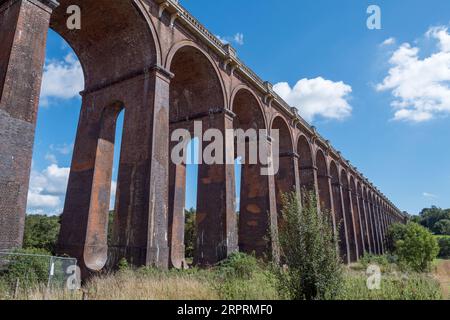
0, 252, 79, 299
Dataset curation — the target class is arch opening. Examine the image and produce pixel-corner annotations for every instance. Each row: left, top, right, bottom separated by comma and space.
168, 44, 231, 267
341, 170, 358, 262
233, 89, 270, 257
297, 135, 315, 205
330, 161, 348, 262
272, 117, 295, 228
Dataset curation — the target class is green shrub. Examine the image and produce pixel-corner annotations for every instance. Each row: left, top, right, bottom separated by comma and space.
276, 192, 343, 300
386, 223, 407, 252
0, 248, 52, 288
216, 252, 258, 280
390, 222, 439, 272
437, 236, 450, 258
214, 269, 279, 300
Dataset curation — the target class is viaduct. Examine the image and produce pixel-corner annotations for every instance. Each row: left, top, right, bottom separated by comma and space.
0, 0, 407, 274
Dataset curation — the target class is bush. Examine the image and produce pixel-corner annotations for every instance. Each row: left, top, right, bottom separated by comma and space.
386, 223, 407, 252
390, 222, 439, 272
437, 236, 450, 258
276, 192, 342, 300
216, 252, 258, 280
0, 248, 52, 288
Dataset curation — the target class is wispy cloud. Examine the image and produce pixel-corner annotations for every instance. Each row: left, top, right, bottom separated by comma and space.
423, 192, 438, 199
216, 32, 245, 46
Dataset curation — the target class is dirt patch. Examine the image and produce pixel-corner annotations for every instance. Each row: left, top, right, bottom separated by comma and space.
434, 260, 450, 299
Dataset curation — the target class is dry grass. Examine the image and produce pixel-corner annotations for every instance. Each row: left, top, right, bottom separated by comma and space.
15, 270, 218, 300
433, 260, 450, 299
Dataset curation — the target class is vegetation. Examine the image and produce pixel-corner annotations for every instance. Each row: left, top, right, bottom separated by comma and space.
411, 206, 450, 236
388, 222, 439, 272
276, 192, 342, 300
23, 215, 60, 254
184, 208, 196, 259
436, 236, 450, 259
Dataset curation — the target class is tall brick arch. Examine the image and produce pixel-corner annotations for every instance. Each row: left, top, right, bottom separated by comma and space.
0, 0, 407, 275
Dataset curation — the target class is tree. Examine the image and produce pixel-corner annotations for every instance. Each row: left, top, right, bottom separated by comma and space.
276, 192, 342, 300
418, 206, 450, 234
23, 215, 60, 254
433, 219, 450, 236
390, 222, 439, 272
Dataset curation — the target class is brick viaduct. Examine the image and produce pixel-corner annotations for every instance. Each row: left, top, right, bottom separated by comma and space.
0, 0, 407, 274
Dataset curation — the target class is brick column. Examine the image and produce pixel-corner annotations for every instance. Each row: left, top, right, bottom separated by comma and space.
331, 181, 350, 263
349, 188, 364, 258
194, 109, 238, 266
358, 192, 372, 253
341, 183, 358, 262
0, 0, 57, 251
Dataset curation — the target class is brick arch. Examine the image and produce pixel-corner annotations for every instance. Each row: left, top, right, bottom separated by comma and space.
341, 169, 358, 261
357, 181, 371, 253
272, 116, 296, 227
50, 0, 160, 89
316, 149, 332, 212
368, 190, 380, 254
349, 176, 364, 257
232, 86, 272, 257
231, 86, 267, 130
329, 160, 349, 262
165, 41, 227, 113
297, 134, 316, 199
271, 116, 294, 153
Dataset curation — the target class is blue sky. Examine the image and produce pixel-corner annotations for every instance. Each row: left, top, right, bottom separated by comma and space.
28, 0, 450, 215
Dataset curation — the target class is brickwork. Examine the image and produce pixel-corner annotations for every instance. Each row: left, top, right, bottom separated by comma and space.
0, 0, 407, 274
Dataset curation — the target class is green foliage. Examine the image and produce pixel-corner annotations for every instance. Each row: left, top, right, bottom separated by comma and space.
414, 206, 450, 235
436, 236, 450, 258
217, 252, 258, 280
390, 222, 439, 272
336, 272, 442, 300
214, 253, 279, 300
358, 254, 398, 273
23, 214, 60, 254
214, 268, 279, 300
386, 222, 407, 252
434, 219, 450, 236
118, 258, 130, 271
0, 248, 52, 288
184, 208, 196, 259
276, 191, 343, 300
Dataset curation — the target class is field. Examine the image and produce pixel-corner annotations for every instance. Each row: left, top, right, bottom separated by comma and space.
1, 259, 447, 301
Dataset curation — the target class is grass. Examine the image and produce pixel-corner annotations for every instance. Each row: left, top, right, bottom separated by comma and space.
0, 255, 446, 300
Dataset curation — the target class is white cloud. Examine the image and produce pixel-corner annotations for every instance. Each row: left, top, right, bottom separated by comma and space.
216, 32, 245, 46
27, 164, 70, 215
377, 26, 450, 122
381, 37, 396, 46
423, 192, 438, 199
273, 77, 353, 122
40, 53, 84, 106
